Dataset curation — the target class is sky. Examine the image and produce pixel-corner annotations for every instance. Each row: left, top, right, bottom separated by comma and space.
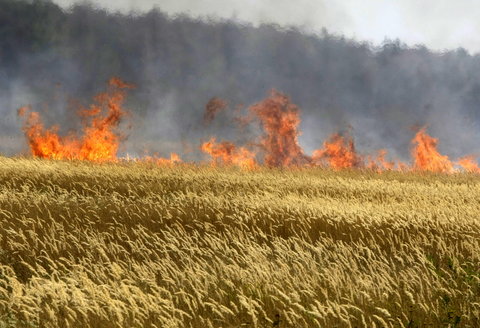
52, 0, 480, 53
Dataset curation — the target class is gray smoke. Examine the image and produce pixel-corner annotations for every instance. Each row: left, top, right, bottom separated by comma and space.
1, 0, 480, 162
52, 0, 480, 53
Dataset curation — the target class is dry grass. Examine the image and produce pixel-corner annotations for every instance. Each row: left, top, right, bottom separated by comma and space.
0, 157, 478, 327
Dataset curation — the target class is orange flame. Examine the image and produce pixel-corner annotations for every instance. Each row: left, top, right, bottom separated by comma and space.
312, 133, 361, 169
249, 90, 309, 167
150, 153, 183, 166
17, 82, 480, 174
18, 78, 133, 162
201, 137, 256, 169
126, 152, 183, 166
366, 149, 395, 171
411, 127, 453, 173
17, 107, 79, 160
458, 155, 480, 173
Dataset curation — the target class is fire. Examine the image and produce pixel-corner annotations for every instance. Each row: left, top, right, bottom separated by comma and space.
151, 153, 183, 165
125, 152, 183, 166
311, 133, 361, 169
18, 78, 133, 162
201, 93, 480, 173
458, 156, 480, 173
366, 149, 395, 171
17, 107, 78, 160
411, 127, 453, 173
201, 137, 256, 169
249, 90, 309, 167
17, 81, 480, 174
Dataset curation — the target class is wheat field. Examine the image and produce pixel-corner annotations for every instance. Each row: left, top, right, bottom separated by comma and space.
0, 157, 478, 328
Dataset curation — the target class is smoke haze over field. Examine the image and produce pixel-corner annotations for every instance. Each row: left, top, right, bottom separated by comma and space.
53, 0, 480, 53
2, 0, 480, 162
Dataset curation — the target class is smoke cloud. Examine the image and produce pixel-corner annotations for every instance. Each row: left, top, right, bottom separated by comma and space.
52, 0, 480, 53
2, 0, 480, 162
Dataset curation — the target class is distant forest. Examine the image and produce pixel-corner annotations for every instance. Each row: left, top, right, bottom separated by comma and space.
1, 0, 480, 159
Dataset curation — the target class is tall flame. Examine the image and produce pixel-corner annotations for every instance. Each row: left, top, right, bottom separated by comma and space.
411, 127, 453, 173
18, 78, 133, 162
249, 90, 309, 167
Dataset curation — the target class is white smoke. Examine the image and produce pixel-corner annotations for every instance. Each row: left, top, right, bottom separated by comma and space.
53, 0, 480, 53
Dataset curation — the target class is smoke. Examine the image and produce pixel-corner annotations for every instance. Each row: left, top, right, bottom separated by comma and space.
53, 0, 350, 34
52, 0, 480, 53
3, 0, 480, 162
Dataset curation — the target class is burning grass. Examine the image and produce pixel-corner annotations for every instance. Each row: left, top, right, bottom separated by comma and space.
0, 157, 478, 327
16, 78, 480, 173
18, 78, 133, 162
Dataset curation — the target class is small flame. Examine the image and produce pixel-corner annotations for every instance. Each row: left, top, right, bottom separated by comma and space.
201, 137, 256, 169
458, 155, 480, 173
312, 133, 361, 169
129, 153, 183, 166
152, 153, 183, 165
366, 149, 396, 172
18, 78, 133, 162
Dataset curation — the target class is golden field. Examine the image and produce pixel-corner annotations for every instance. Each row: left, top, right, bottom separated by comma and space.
0, 157, 478, 328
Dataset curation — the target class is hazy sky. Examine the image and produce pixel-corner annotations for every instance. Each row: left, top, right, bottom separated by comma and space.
52, 0, 480, 53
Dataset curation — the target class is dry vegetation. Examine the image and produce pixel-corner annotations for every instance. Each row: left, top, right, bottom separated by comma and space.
0, 157, 479, 328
